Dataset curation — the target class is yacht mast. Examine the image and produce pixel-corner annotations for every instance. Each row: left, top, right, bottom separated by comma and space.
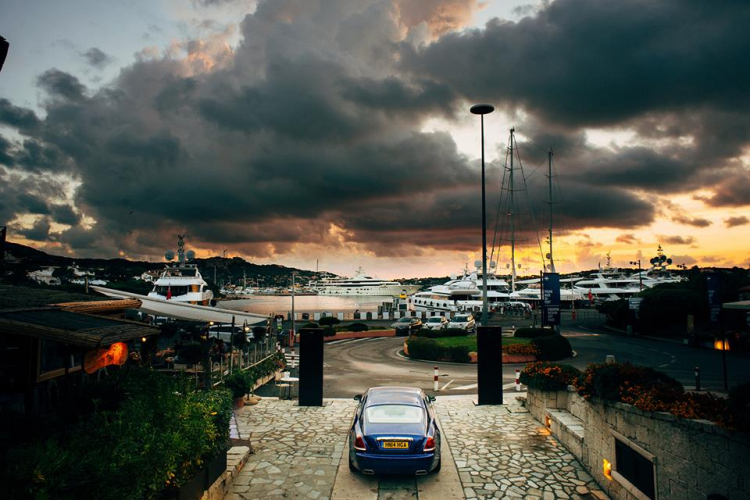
547, 150, 556, 273
510, 128, 516, 293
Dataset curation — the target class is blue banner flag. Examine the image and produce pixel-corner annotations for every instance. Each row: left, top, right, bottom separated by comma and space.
542, 273, 561, 326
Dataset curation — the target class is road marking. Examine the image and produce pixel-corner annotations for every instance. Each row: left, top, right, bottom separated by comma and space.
657, 351, 677, 368
440, 380, 454, 391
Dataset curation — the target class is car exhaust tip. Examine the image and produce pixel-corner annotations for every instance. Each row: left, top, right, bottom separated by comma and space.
362, 469, 375, 475
415, 470, 427, 475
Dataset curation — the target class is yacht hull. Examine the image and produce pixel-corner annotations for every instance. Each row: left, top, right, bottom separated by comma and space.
91, 286, 267, 324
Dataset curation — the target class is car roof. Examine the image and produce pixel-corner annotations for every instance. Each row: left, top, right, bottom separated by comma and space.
365, 387, 425, 406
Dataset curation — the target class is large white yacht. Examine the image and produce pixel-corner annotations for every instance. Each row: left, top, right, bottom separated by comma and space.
409, 264, 514, 313
314, 267, 420, 297
147, 236, 214, 305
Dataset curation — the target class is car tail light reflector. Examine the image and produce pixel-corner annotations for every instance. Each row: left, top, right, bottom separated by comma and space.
423, 436, 436, 452
354, 435, 367, 451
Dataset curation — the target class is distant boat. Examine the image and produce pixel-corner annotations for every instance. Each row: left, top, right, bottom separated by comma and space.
92, 235, 266, 324
313, 267, 420, 297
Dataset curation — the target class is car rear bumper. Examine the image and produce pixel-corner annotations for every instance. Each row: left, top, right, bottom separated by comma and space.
351, 450, 439, 475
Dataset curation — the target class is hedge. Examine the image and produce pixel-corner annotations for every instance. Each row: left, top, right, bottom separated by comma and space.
345, 322, 369, 332
520, 362, 581, 391
414, 328, 469, 339
514, 327, 555, 339
531, 334, 572, 361
406, 337, 470, 363
318, 316, 341, 326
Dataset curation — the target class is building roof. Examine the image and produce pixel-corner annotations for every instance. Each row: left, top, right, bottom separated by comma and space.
0, 307, 159, 348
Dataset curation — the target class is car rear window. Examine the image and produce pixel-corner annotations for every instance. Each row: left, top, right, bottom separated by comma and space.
397, 318, 411, 323
427, 318, 441, 323
453, 315, 468, 321
365, 405, 424, 424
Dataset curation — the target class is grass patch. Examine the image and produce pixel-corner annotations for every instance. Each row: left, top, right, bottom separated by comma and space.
432, 336, 531, 350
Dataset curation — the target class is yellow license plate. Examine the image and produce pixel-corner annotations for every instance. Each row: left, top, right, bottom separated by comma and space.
383, 441, 409, 449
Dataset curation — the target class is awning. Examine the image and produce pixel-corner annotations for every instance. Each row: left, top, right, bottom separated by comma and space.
723, 300, 750, 310
0, 307, 159, 348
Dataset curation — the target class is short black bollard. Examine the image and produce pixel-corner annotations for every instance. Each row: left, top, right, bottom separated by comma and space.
695, 366, 700, 391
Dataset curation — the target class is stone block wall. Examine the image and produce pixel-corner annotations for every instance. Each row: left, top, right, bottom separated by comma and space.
527, 388, 750, 500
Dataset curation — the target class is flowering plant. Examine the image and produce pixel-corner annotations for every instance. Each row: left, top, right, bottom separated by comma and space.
520, 362, 581, 391
503, 343, 539, 355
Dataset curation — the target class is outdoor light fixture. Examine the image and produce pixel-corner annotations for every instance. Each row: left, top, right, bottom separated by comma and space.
714, 339, 730, 351
545, 415, 551, 428
141, 337, 147, 343
603, 459, 612, 480
629, 260, 642, 290
470, 103, 494, 328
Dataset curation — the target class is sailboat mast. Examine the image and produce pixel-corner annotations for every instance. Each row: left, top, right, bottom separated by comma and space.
510, 128, 516, 293
548, 149, 556, 273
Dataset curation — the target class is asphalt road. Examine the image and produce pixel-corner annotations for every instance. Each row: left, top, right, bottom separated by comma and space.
317, 327, 750, 399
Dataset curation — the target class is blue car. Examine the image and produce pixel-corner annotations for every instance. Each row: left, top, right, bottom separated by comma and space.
349, 387, 441, 475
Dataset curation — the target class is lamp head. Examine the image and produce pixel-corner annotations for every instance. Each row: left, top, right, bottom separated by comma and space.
470, 103, 495, 115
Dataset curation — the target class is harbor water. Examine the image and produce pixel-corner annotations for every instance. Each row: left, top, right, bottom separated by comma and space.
217, 295, 396, 316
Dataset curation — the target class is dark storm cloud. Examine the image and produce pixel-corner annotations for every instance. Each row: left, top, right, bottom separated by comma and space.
402, 0, 750, 127
17, 217, 52, 242
17, 193, 50, 215
697, 171, 750, 207
725, 216, 749, 228
81, 48, 113, 69
37, 69, 87, 101
2, 0, 747, 260
0, 99, 42, 133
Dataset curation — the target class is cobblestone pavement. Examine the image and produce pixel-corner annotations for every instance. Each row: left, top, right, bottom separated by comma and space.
224, 396, 606, 500
435, 397, 607, 500
227, 398, 357, 500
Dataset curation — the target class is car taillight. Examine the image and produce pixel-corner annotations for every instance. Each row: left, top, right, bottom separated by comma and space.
423, 436, 436, 452
354, 435, 367, 451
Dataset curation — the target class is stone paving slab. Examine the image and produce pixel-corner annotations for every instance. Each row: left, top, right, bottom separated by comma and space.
227, 398, 357, 500
222, 396, 607, 500
435, 398, 608, 500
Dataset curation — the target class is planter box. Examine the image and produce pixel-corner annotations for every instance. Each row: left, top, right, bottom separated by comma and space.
206, 448, 228, 489
159, 468, 206, 500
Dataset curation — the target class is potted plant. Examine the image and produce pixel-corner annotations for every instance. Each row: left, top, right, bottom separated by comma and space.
224, 371, 251, 408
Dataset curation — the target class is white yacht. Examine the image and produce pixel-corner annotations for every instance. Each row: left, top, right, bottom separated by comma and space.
147, 236, 214, 305
514, 276, 584, 302
408, 275, 482, 313
314, 267, 420, 297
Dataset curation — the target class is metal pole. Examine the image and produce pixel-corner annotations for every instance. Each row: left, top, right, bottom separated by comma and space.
481, 114, 489, 327
721, 310, 728, 391
510, 129, 516, 293
292, 272, 296, 344
434, 365, 439, 392
695, 366, 700, 391
229, 315, 235, 374
548, 150, 555, 273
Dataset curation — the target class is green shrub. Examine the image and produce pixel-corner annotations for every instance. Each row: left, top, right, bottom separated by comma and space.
406, 337, 441, 361
1, 369, 233, 499
346, 322, 369, 332
446, 345, 470, 363
531, 334, 572, 361
520, 362, 581, 391
577, 362, 684, 410
597, 299, 630, 329
514, 327, 554, 339
323, 326, 336, 337
300, 322, 320, 329
223, 371, 251, 399
415, 328, 468, 338
318, 316, 341, 326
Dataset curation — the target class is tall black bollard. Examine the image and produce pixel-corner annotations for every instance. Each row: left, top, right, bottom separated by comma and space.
477, 326, 504, 405
299, 328, 324, 406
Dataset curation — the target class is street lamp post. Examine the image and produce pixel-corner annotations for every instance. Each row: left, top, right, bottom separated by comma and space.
630, 259, 642, 291
470, 103, 495, 328
291, 272, 296, 344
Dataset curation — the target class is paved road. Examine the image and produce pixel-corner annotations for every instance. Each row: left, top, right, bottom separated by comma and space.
316, 328, 750, 398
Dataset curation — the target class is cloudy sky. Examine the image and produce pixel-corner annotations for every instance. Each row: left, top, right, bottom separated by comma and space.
1, 0, 748, 278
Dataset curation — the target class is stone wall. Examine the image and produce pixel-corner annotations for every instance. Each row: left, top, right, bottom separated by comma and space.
527, 388, 750, 500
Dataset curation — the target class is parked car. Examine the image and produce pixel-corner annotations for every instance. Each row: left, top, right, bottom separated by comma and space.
423, 316, 448, 331
390, 317, 422, 336
447, 314, 475, 333
349, 387, 440, 475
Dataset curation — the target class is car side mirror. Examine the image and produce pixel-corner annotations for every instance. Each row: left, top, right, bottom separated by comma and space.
353, 394, 362, 401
